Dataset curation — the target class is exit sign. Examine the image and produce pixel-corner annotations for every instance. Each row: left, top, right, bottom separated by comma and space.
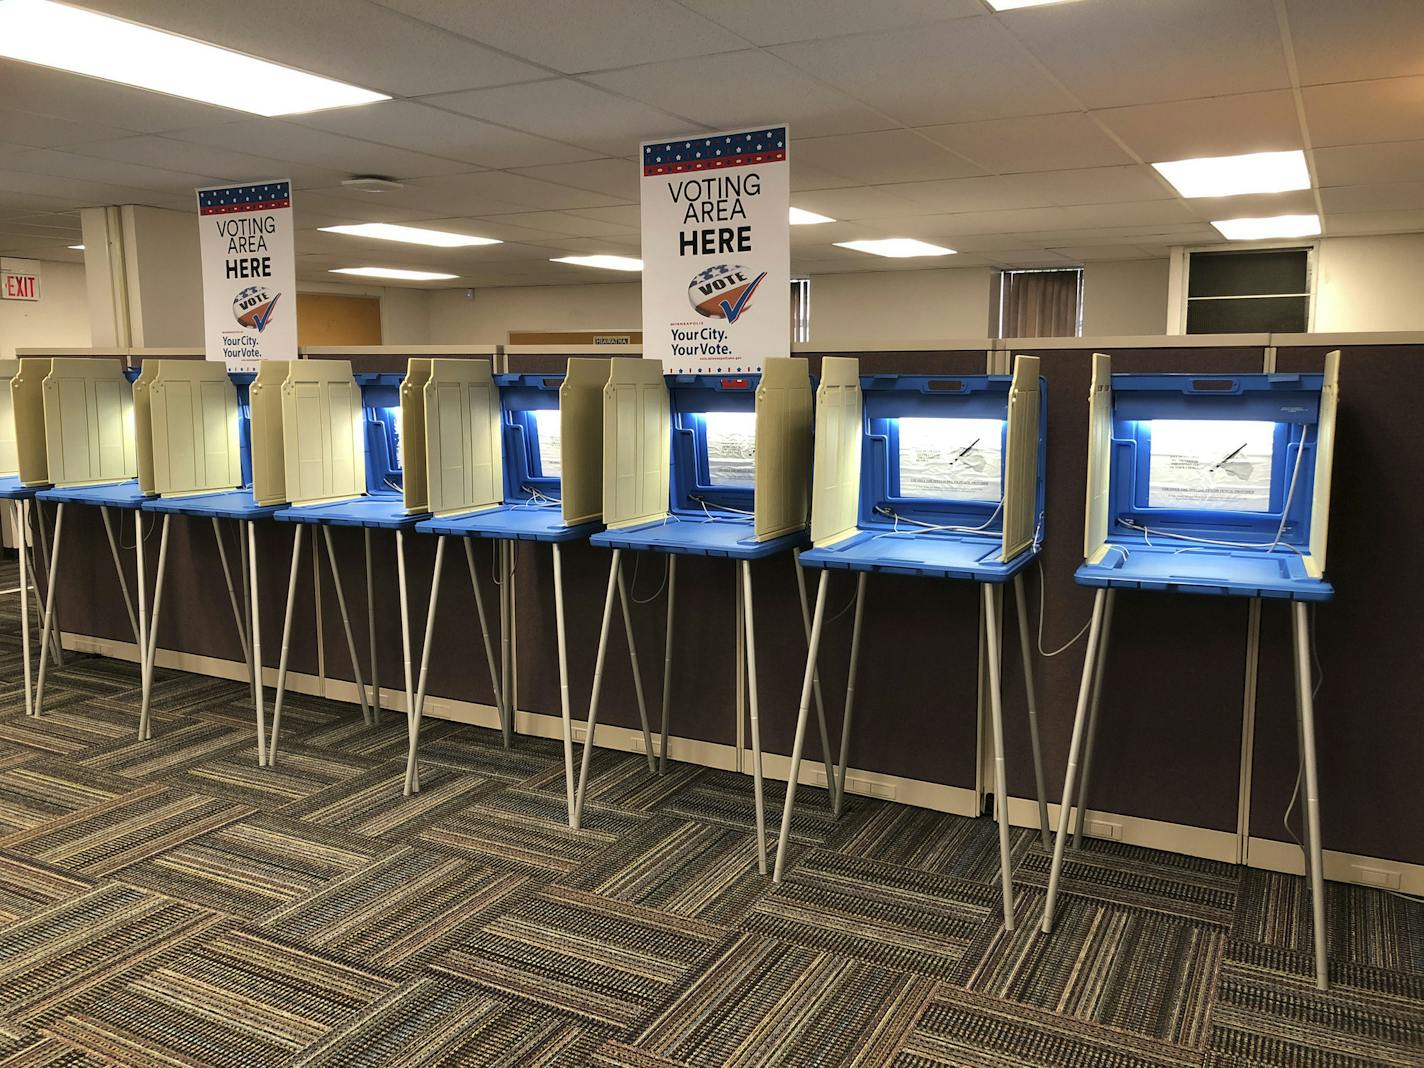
1, 259, 40, 301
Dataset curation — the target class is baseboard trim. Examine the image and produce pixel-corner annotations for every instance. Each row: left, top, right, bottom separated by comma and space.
1006, 795, 1239, 864
1247, 836, 1424, 896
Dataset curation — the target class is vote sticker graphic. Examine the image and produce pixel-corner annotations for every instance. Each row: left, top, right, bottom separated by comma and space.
232, 284, 282, 332
687, 264, 767, 324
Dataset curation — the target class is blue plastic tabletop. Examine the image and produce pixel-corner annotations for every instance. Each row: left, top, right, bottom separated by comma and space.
37, 480, 147, 509
143, 489, 281, 521
0, 475, 40, 501
1076, 546, 1332, 602
800, 530, 1036, 583
591, 515, 808, 560
273, 495, 427, 530
417, 503, 600, 544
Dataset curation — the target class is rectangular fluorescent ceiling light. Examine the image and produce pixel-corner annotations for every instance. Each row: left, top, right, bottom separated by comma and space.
1153, 150, 1310, 199
551, 255, 643, 271
0, 0, 388, 116
987, 0, 1084, 9
68, 244, 84, 250
1212, 214, 1321, 240
789, 207, 835, 225
330, 267, 457, 281
834, 238, 956, 258
319, 223, 500, 248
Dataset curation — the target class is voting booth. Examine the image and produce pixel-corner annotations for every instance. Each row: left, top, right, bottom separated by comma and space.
774, 355, 1048, 928
406, 358, 650, 812
1039, 352, 1341, 988
577, 356, 829, 873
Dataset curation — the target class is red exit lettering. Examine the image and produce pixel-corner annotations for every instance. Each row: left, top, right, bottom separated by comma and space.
4, 275, 37, 299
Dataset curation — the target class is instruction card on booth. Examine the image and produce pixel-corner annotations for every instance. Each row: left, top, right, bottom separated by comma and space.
641, 127, 790, 374
196, 180, 297, 373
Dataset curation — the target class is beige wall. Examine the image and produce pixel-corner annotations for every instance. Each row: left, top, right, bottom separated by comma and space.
807, 268, 995, 342
1081, 259, 1170, 336
1313, 233, 1424, 332
123, 205, 204, 347
0, 259, 91, 359
428, 281, 639, 345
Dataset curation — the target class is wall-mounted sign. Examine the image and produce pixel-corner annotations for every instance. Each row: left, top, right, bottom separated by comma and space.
640, 127, 790, 374
196, 180, 297, 372
1, 258, 41, 301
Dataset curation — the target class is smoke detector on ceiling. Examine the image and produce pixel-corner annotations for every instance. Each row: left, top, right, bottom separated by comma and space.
342, 176, 405, 193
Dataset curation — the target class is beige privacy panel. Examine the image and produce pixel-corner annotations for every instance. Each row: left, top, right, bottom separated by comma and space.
810, 356, 863, 548
400, 359, 431, 515
560, 358, 606, 526
133, 361, 160, 495
1083, 352, 1113, 563
250, 359, 290, 506
42, 358, 137, 487
423, 358, 501, 518
603, 357, 669, 529
282, 359, 365, 507
754, 357, 813, 541
12, 359, 51, 486
1001, 355, 1041, 562
149, 360, 241, 497
0, 360, 18, 477
1306, 349, 1341, 577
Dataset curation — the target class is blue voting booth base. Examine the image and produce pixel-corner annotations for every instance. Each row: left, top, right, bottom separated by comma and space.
592, 518, 805, 560
418, 506, 597, 544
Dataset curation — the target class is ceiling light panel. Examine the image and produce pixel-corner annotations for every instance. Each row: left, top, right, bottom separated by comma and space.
834, 238, 957, 258
319, 223, 500, 247
550, 255, 644, 271
330, 267, 458, 280
1211, 214, 1322, 240
789, 207, 835, 225
1153, 150, 1311, 199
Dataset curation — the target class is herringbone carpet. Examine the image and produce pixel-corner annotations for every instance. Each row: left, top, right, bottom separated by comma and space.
0, 561, 1419, 1066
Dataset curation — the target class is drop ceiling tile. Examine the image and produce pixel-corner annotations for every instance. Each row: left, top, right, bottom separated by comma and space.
1322, 209, 1424, 236
1302, 77, 1424, 148
1021, 165, 1176, 207
292, 101, 600, 169
918, 112, 1133, 174
508, 160, 638, 202
427, 80, 703, 158
585, 51, 894, 139
167, 121, 473, 178
1314, 141, 1424, 187
1000, 0, 1291, 108
789, 185, 922, 220
1, 148, 220, 192
293, 191, 450, 224
1180, 189, 1319, 222
987, 249, 1075, 267
770, 19, 1077, 126
1092, 90, 1304, 163
1284, 0, 1424, 86
790, 164, 859, 192
377, 0, 747, 73
435, 172, 626, 212
74, 0, 547, 96
886, 173, 1058, 213
794, 131, 984, 185
0, 62, 238, 133
60, 137, 343, 188
1319, 183, 1424, 215
0, 167, 158, 209
1050, 244, 1156, 261
390, 217, 572, 244
560, 205, 643, 229
487, 211, 634, 237
0, 108, 135, 150
680, 0, 981, 45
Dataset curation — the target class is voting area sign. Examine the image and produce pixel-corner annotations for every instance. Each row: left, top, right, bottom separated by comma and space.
641, 127, 790, 374
196, 180, 297, 372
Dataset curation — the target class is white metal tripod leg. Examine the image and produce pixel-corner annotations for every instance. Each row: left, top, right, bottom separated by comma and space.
833, 573, 867, 818
99, 506, 141, 647
774, 568, 830, 882
17, 502, 32, 718
1014, 573, 1052, 849
463, 539, 505, 742
247, 522, 268, 766
499, 542, 512, 739
1072, 590, 1116, 849
404, 536, 445, 797
741, 560, 770, 876
137, 515, 170, 741
212, 519, 251, 668
135, 512, 148, 737
395, 529, 418, 792
572, 550, 622, 831
1293, 601, 1329, 990
364, 528, 381, 724
321, 527, 371, 726
34, 502, 63, 666
265, 525, 304, 766
1041, 588, 1108, 934
658, 555, 677, 774
793, 550, 838, 811
238, 521, 258, 742
616, 556, 655, 772
984, 583, 1016, 930
33, 503, 64, 717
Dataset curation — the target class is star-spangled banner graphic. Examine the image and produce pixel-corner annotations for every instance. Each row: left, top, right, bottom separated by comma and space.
198, 181, 292, 216
643, 128, 787, 177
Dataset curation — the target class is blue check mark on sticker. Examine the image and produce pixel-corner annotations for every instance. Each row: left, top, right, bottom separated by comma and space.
252, 292, 280, 333
719, 271, 766, 324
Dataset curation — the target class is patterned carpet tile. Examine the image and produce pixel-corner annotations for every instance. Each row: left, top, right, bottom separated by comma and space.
277, 759, 500, 839
0, 1034, 114, 1067
0, 852, 94, 927
289, 976, 611, 1067
527, 748, 706, 814
0, 882, 223, 1024
77, 720, 251, 780
832, 800, 1040, 884
417, 726, 559, 784
416, 787, 647, 877
36, 927, 402, 1068
964, 887, 1223, 1048
1015, 838, 1241, 927
0, 784, 253, 878
188, 687, 342, 738
295, 714, 460, 763
0, 699, 144, 757
432, 884, 733, 1031
0, 760, 137, 837
656, 768, 857, 847
626, 932, 937, 1067
559, 815, 773, 926
894, 984, 1205, 1068
161, 744, 383, 809
1206, 938, 1424, 1068
260, 846, 531, 973
117, 813, 399, 921
745, 849, 1000, 980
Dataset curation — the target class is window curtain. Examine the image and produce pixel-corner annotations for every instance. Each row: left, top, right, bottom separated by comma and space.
1000, 269, 1080, 339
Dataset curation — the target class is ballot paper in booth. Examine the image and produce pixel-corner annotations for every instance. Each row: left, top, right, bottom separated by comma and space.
897, 417, 1004, 501
1147, 419, 1275, 512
